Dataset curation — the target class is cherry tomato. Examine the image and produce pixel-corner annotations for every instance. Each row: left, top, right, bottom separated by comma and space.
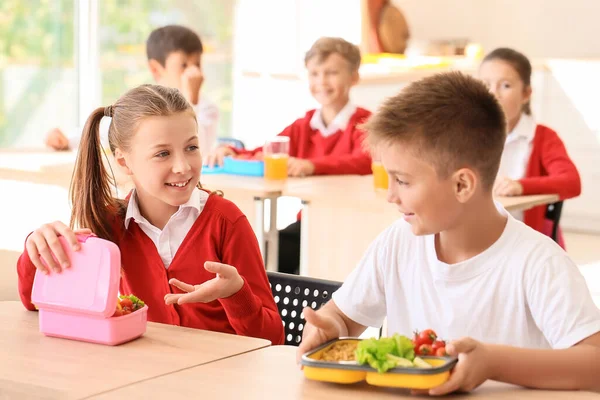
432, 339, 446, 353
122, 309, 132, 315
112, 309, 123, 317
418, 329, 437, 345
120, 298, 133, 309
435, 347, 447, 357
418, 344, 433, 355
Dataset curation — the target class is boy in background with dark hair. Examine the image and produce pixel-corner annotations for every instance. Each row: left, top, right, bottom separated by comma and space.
46, 25, 218, 154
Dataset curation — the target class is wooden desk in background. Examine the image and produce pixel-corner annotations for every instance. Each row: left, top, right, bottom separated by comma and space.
287, 175, 560, 281
89, 345, 596, 400
200, 174, 311, 271
0, 301, 270, 400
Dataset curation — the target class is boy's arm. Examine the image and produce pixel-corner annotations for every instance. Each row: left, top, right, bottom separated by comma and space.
298, 223, 396, 360
309, 123, 372, 176
309, 148, 372, 175
194, 99, 219, 154
488, 334, 600, 390
429, 334, 600, 395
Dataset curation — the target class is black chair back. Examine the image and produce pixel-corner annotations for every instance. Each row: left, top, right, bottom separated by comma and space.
267, 271, 341, 346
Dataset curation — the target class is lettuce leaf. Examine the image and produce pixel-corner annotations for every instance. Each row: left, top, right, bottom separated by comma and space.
355, 334, 415, 373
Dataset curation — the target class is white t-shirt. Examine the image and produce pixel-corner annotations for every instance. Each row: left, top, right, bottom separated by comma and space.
333, 209, 600, 349
68, 97, 219, 156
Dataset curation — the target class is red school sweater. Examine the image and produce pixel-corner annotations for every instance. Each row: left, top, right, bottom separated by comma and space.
239, 107, 373, 175
520, 124, 581, 234
16, 194, 284, 345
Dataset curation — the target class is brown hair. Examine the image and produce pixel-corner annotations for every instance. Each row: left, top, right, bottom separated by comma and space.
69, 84, 196, 242
146, 25, 203, 66
362, 72, 506, 191
482, 47, 532, 115
304, 37, 361, 72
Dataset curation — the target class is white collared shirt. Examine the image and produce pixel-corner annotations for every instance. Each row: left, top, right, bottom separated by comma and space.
497, 113, 536, 221
309, 102, 357, 137
124, 187, 209, 267
498, 113, 536, 181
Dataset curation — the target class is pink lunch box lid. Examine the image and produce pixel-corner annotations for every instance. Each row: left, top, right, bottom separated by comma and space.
31, 234, 121, 319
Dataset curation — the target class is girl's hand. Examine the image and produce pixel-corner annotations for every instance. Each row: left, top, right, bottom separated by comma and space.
25, 222, 92, 274
494, 177, 523, 196
164, 261, 244, 305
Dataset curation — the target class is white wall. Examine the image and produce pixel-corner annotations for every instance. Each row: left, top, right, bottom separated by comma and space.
394, 0, 600, 58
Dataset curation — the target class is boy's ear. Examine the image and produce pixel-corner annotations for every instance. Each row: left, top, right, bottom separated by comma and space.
148, 59, 164, 81
113, 148, 133, 176
351, 70, 360, 86
452, 168, 477, 203
523, 85, 533, 105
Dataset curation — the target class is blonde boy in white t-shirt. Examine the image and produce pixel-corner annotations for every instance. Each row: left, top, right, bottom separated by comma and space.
297, 72, 600, 394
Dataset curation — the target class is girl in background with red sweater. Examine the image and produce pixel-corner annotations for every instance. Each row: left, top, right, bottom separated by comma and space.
480, 48, 581, 247
16, 84, 284, 344
208, 37, 373, 274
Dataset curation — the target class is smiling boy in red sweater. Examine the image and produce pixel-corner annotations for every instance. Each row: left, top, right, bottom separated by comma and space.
208, 37, 372, 274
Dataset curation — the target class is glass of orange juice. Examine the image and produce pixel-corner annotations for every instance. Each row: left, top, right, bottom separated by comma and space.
264, 137, 290, 180
372, 161, 388, 191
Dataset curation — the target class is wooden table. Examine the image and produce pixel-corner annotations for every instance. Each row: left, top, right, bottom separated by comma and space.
285, 175, 560, 281
89, 345, 597, 400
0, 301, 270, 400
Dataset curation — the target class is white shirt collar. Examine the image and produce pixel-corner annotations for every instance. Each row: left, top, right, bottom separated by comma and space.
309, 102, 357, 137
124, 187, 203, 229
506, 113, 536, 144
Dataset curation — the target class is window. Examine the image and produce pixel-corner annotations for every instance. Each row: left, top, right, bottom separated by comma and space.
98, 0, 235, 137
0, 0, 77, 147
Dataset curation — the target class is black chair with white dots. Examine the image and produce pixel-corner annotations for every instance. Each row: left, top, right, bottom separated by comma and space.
267, 271, 342, 346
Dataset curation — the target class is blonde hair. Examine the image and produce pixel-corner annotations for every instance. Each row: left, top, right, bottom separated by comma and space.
69, 84, 196, 241
304, 37, 361, 72
362, 72, 506, 191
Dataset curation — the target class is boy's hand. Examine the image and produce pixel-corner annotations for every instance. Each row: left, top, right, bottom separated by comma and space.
288, 158, 315, 177
494, 177, 523, 196
428, 337, 492, 396
205, 146, 236, 168
45, 128, 70, 151
181, 65, 204, 105
296, 308, 342, 363
25, 222, 92, 274
164, 261, 244, 305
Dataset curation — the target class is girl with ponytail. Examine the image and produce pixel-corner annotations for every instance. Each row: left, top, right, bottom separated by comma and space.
16, 84, 284, 344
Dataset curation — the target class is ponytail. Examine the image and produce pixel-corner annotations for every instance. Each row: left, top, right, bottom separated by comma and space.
69, 107, 117, 241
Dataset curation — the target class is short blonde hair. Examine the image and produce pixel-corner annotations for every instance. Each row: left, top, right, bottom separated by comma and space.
304, 37, 361, 72
362, 72, 507, 191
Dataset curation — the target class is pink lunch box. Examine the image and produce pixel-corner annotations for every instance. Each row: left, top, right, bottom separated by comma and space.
31, 234, 148, 345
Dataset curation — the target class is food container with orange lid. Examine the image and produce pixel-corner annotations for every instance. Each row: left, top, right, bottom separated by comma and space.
31, 234, 148, 345
301, 338, 457, 389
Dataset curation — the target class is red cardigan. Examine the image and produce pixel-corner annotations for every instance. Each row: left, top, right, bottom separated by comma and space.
17, 194, 284, 345
240, 107, 373, 175
520, 124, 581, 234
